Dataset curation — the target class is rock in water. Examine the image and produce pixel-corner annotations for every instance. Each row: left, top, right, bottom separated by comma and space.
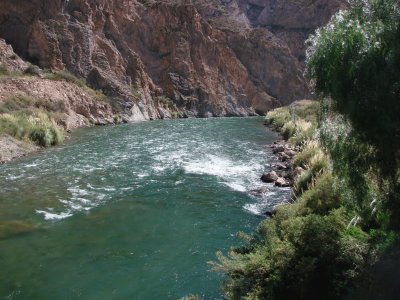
275, 177, 290, 187
261, 171, 279, 183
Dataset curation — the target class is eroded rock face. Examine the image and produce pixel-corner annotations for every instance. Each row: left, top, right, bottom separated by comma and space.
236, 0, 347, 62
0, 0, 318, 118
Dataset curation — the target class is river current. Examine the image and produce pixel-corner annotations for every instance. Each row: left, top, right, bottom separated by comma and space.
0, 117, 289, 299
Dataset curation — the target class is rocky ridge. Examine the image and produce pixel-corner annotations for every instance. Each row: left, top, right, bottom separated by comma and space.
0, 39, 116, 162
0, 0, 344, 119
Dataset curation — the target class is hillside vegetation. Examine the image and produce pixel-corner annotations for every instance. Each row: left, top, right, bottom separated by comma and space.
213, 0, 400, 299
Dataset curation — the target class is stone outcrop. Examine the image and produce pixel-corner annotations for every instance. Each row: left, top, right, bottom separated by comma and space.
0, 0, 344, 119
0, 38, 119, 161
235, 0, 347, 62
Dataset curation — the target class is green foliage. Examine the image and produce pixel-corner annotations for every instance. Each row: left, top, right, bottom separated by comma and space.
218, 7, 400, 292
24, 65, 41, 76
287, 120, 316, 146
266, 101, 319, 146
306, 0, 400, 180
0, 95, 34, 113
293, 140, 319, 168
293, 148, 330, 196
0, 110, 64, 147
214, 207, 371, 300
158, 95, 182, 118
265, 106, 290, 129
297, 173, 341, 215
0, 95, 65, 147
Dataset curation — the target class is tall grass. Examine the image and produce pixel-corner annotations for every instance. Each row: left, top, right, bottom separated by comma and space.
0, 110, 64, 147
0, 95, 65, 147
265, 106, 291, 129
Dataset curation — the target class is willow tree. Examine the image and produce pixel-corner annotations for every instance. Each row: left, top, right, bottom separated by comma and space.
306, 0, 400, 227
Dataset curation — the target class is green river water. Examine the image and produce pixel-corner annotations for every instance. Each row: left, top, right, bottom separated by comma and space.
0, 117, 289, 299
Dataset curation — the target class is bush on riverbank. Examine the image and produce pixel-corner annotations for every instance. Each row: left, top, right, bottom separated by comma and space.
0, 95, 64, 147
216, 0, 400, 298
0, 110, 64, 147
213, 101, 370, 299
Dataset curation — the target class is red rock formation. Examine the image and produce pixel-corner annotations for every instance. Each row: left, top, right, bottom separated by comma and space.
235, 0, 347, 61
0, 0, 341, 119
0, 39, 115, 130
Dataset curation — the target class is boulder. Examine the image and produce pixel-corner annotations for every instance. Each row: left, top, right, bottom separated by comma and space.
275, 177, 290, 187
275, 162, 288, 170
273, 145, 285, 154
249, 187, 268, 196
261, 171, 279, 183
285, 149, 297, 157
279, 152, 291, 162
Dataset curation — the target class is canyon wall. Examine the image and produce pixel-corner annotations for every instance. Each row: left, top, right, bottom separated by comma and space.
0, 0, 344, 119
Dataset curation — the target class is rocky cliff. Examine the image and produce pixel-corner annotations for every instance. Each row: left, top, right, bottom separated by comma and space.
0, 39, 115, 129
0, 0, 344, 119
235, 0, 348, 62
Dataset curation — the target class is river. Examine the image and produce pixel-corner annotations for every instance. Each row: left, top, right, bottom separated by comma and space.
0, 117, 289, 299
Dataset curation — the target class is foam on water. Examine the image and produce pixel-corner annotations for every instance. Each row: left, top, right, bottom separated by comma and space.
243, 188, 292, 215
35, 209, 73, 220
3, 117, 288, 222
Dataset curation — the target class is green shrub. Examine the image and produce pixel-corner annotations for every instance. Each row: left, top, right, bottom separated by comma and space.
265, 107, 290, 129
0, 110, 64, 147
288, 120, 315, 146
130, 83, 142, 100
214, 208, 370, 300
293, 143, 330, 196
293, 140, 319, 168
281, 121, 296, 140
24, 65, 41, 76
298, 173, 340, 215
180, 295, 202, 300
158, 94, 181, 116
218, 1, 400, 298
291, 100, 320, 123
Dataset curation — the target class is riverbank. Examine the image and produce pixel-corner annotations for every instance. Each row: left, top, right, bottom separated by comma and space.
257, 100, 318, 215
0, 40, 119, 163
215, 97, 398, 299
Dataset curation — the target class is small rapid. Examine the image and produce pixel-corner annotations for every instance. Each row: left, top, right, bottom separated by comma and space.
0, 117, 289, 299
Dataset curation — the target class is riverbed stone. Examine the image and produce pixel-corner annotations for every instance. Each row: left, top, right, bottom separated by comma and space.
275, 177, 290, 187
285, 149, 297, 157
279, 152, 291, 162
261, 171, 279, 183
275, 162, 288, 170
273, 145, 285, 154
249, 187, 268, 196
